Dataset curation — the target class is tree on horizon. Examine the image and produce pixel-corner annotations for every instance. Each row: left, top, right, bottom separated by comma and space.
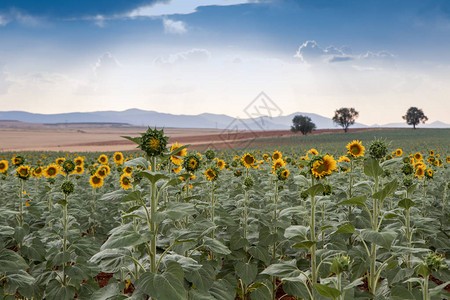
332, 107, 359, 132
402, 107, 428, 129
291, 115, 316, 135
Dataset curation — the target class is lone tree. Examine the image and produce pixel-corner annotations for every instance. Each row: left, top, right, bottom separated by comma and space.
403, 107, 428, 129
291, 115, 316, 135
332, 107, 359, 132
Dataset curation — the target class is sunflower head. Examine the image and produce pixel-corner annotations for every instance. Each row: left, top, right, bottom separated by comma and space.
74, 157, 84, 166
368, 139, 388, 160
447, 156, 450, 164
338, 156, 350, 163
395, 149, 403, 157
272, 151, 282, 161
0, 160, 8, 173
243, 176, 254, 190
172, 165, 182, 174
308, 149, 319, 156
415, 166, 426, 179
204, 167, 218, 181
90, 174, 104, 188
309, 154, 337, 179
12, 155, 24, 166
56, 157, 66, 165
425, 169, 434, 179
120, 174, 133, 190
123, 166, 133, 175
413, 152, 423, 161
346, 140, 365, 158
62, 160, 75, 174
33, 166, 43, 178
241, 153, 256, 168
216, 159, 225, 170
96, 165, 110, 178
429, 150, 435, 156
73, 165, 84, 175
402, 163, 413, 175
272, 158, 286, 172
170, 142, 187, 165
183, 153, 201, 172
140, 127, 169, 157
16, 165, 31, 180
276, 167, 290, 181
44, 164, 60, 178
98, 154, 108, 165
205, 149, 216, 160
113, 152, 124, 165
61, 181, 75, 195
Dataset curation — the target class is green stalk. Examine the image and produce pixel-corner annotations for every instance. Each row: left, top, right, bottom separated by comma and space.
423, 275, 429, 300
272, 180, 279, 300
310, 177, 317, 284
337, 273, 342, 300
150, 156, 157, 274
62, 193, 68, 286
210, 181, 215, 239
18, 180, 24, 228
369, 175, 379, 295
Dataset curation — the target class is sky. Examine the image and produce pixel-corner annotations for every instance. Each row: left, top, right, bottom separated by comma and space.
0, 0, 449, 125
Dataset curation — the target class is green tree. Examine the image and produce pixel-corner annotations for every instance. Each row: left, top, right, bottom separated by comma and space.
402, 107, 428, 129
332, 107, 359, 132
291, 115, 316, 135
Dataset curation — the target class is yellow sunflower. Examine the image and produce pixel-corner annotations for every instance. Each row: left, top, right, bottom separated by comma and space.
16, 165, 31, 179
447, 156, 450, 163
98, 154, 108, 165
12, 155, 24, 166
170, 142, 187, 165
278, 168, 290, 180
43, 164, 59, 178
72, 165, 84, 175
55, 157, 65, 165
415, 166, 426, 179
120, 174, 132, 190
172, 165, 182, 173
413, 161, 426, 170
429, 150, 435, 156
123, 166, 133, 175
74, 157, 84, 166
308, 149, 319, 155
241, 153, 256, 168
0, 160, 8, 173
413, 152, 423, 161
311, 155, 337, 178
272, 151, 282, 161
272, 158, 286, 172
90, 174, 104, 188
113, 152, 124, 165
263, 154, 269, 161
32, 166, 43, 178
96, 165, 110, 178
427, 156, 435, 164
346, 140, 365, 158
395, 149, 403, 157
425, 169, 433, 179
216, 159, 225, 171
204, 168, 218, 181
338, 156, 350, 163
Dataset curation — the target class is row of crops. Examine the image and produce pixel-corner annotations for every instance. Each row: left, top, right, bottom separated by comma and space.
0, 128, 449, 300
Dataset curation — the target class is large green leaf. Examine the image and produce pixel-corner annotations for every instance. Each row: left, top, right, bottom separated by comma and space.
397, 198, 415, 210
209, 279, 236, 300
136, 171, 169, 184
235, 262, 257, 286
123, 156, 148, 169
364, 158, 383, 178
89, 249, 130, 273
154, 261, 186, 300
0, 248, 29, 273
306, 184, 324, 197
333, 224, 356, 234
284, 225, 309, 239
360, 230, 397, 250
203, 237, 231, 255
101, 223, 153, 250
337, 195, 367, 206
313, 283, 341, 299
261, 261, 301, 278
282, 281, 310, 299
373, 180, 398, 203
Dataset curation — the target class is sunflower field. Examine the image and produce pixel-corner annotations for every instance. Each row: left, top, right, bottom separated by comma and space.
0, 128, 449, 300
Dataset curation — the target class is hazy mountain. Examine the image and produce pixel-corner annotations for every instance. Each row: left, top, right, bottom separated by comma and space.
0, 109, 448, 130
374, 121, 450, 129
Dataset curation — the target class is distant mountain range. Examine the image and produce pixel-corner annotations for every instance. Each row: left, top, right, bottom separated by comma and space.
0, 109, 448, 130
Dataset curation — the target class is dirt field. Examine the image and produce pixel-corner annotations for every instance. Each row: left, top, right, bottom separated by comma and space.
0, 120, 384, 152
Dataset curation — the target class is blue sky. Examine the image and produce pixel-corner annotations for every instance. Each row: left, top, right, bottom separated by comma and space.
0, 0, 449, 125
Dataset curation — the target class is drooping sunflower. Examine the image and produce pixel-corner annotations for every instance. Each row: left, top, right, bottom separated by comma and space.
395, 149, 403, 157
308, 149, 318, 156
98, 154, 108, 165
74, 157, 84, 166
310, 155, 337, 179
56, 157, 66, 165
346, 140, 365, 158
241, 153, 256, 168
183, 153, 201, 172
44, 164, 59, 178
425, 169, 433, 179
16, 165, 31, 180
427, 156, 436, 164
272, 158, 286, 172
123, 166, 133, 175
447, 156, 450, 164
170, 142, 187, 165
32, 166, 43, 178
12, 155, 24, 166
120, 174, 132, 190
277, 168, 290, 181
172, 165, 182, 174
113, 152, 124, 165
338, 156, 350, 163
90, 174, 104, 188
413, 152, 423, 161
216, 159, 226, 171
272, 151, 282, 161
204, 167, 218, 181
0, 160, 8, 173
415, 166, 426, 179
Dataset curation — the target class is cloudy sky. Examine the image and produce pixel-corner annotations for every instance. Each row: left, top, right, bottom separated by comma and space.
0, 0, 449, 125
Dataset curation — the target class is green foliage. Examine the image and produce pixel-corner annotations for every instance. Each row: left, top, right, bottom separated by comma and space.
332, 107, 359, 132
291, 115, 316, 135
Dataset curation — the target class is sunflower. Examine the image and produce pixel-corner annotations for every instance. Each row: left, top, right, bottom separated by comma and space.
272, 151, 282, 161
123, 166, 133, 175
140, 128, 169, 157
425, 169, 433, 179
395, 149, 403, 157
241, 153, 256, 168
427, 156, 435, 164
16, 165, 31, 180
310, 155, 337, 178
44, 164, 59, 178
170, 142, 187, 165
415, 166, 426, 179
120, 174, 132, 190
346, 140, 365, 158
90, 174, 104, 188
300, 155, 309, 161
98, 154, 108, 165
263, 154, 269, 161
308, 149, 319, 156
74, 157, 84, 166
183, 153, 201, 172
429, 150, 435, 156
433, 159, 441, 167
32, 166, 43, 178
277, 168, 290, 181
96, 165, 110, 178
413, 161, 426, 170
56, 157, 66, 165
204, 167, 218, 181
447, 156, 450, 163
113, 152, 124, 165
338, 156, 350, 163
72, 165, 84, 175
12, 155, 24, 166
413, 152, 423, 161
0, 160, 8, 173
172, 165, 182, 174
217, 159, 225, 170
62, 160, 75, 174
272, 158, 286, 172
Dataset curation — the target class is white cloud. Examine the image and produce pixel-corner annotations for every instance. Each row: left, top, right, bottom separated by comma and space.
94, 52, 121, 77
154, 48, 211, 65
128, 0, 252, 18
163, 18, 187, 34
0, 15, 10, 26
